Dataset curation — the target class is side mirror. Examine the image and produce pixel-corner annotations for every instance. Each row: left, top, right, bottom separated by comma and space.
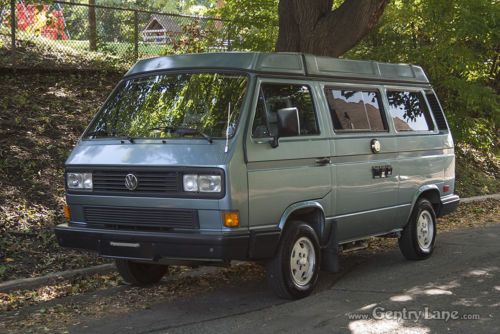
268, 107, 300, 148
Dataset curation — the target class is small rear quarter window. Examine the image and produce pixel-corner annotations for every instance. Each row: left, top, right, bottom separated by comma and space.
386, 90, 435, 132
425, 91, 449, 131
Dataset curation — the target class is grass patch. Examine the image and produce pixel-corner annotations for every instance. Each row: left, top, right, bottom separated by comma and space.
0, 72, 122, 282
0, 33, 130, 71
455, 145, 500, 197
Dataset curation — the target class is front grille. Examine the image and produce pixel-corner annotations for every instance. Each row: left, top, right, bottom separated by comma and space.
92, 170, 180, 194
84, 206, 198, 229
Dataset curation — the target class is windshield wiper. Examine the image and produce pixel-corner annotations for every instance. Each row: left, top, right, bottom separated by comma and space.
176, 127, 213, 143
86, 130, 135, 143
149, 126, 213, 143
85, 129, 109, 138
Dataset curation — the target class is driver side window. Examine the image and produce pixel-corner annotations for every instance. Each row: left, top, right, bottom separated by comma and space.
252, 83, 319, 138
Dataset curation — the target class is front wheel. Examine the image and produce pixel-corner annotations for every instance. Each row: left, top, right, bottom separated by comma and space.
399, 199, 437, 260
266, 221, 320, 299
115, 259, 168, 285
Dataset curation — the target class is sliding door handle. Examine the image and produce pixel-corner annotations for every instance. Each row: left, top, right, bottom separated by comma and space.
315, 157, 331, 165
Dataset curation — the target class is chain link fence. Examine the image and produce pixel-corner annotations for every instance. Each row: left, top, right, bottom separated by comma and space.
0, 0, 232, 69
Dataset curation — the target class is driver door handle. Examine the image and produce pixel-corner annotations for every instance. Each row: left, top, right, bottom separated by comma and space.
315, 157, 331, 165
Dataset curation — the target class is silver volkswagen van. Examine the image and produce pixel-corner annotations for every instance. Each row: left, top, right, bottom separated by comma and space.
55, 52, 459, 299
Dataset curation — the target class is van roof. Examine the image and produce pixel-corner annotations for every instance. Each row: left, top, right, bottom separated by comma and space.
126, 52, 429, 84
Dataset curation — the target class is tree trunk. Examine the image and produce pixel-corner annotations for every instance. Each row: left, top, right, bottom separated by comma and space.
88, 0, 97, 51
276, 0, 389, 57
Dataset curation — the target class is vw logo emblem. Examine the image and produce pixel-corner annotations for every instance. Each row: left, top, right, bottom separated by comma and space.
124, 173, 138, 191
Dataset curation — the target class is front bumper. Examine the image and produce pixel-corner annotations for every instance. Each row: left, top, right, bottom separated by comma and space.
438, 194, 460, 217
54, 223, 251, 261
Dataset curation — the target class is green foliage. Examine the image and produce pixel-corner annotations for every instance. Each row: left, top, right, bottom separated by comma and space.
0, 265, 6, 280
212, 0, 497, 152
348, 0, 499, 152
211, 0, 279, 52
164, 19, 215, 54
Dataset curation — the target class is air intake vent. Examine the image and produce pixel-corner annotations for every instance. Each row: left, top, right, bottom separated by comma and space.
426, 93, 448, 131
84, 206, 198, 230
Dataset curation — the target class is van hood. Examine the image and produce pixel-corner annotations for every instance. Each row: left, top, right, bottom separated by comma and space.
65, 140, 229, 167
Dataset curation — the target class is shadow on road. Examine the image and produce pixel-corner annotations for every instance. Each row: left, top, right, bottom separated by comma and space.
69, 226, 500, 334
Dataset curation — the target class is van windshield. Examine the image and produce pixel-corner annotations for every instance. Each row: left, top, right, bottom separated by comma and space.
84, 72, 248, 140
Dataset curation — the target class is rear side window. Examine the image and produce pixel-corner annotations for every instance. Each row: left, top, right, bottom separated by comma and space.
252, 83, 320, 137
324, 88, 387, 132
386, 90, 435, 132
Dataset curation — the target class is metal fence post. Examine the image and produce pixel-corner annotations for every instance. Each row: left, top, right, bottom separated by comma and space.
133, 10, 138, 61
88, 0, 97, 51
227, 23, 232, 51
10, 0, 16, 67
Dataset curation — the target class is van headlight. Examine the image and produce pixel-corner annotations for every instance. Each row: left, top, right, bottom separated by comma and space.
67, 172, 93, 190
183, 174, 221, 193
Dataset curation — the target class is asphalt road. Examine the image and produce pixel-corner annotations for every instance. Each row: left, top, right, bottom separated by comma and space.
73, 225, 500, 334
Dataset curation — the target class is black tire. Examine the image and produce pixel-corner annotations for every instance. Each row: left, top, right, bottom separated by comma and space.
399, 199, 437, 260
115, 259, 168, 285
266, 221, 321, 299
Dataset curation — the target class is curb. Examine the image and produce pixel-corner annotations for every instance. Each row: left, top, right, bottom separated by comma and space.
0, 263, 114, 293
0, 193, 498, 293
460, 193, 500, 203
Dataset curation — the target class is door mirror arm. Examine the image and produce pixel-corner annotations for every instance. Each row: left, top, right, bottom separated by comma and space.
270, 135, 279, 148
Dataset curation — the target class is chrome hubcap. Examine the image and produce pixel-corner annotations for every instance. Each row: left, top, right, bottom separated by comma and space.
417, 210, 434, 251
290, 237, 316, 286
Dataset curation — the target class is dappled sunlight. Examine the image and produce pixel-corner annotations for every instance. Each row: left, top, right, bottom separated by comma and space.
405, 285, 456, 298
46, 86, 73, 98
349, 319, 430, 334
467, 268, 496, 277
432, 281, 461, 291
404, 279, 460, 297
390, 294, 413, 302
398, 266, 498, 302
345, 264, 499, 333
453, 297, 482, 307
423, 289, 453, 296
359, 303, 378, 311
0, 272, 122, 313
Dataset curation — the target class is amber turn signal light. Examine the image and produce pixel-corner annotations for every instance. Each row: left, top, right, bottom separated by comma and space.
223, 211, 239, 228
63, 204, 71, 221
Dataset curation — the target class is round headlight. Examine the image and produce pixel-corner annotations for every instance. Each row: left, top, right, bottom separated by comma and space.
198, 175, 221, 192
183, 174, 198, 192
67, 173, 83, 188
82, 173, 93, 189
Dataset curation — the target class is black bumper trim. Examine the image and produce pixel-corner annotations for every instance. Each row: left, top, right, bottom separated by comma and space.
248, 229, 281, 259
438, 194, 460, 217
55, 224, 250, 261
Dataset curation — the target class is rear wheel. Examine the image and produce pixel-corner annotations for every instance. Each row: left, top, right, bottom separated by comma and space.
115, 259, 168, 285
399, 199, 437, 260
266, 221, 320, 299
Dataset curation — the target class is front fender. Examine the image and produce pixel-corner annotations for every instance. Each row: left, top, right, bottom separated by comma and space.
278, 201, 326, 230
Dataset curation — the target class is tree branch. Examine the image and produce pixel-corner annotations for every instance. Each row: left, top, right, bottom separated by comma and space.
276, 0, 389, 57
